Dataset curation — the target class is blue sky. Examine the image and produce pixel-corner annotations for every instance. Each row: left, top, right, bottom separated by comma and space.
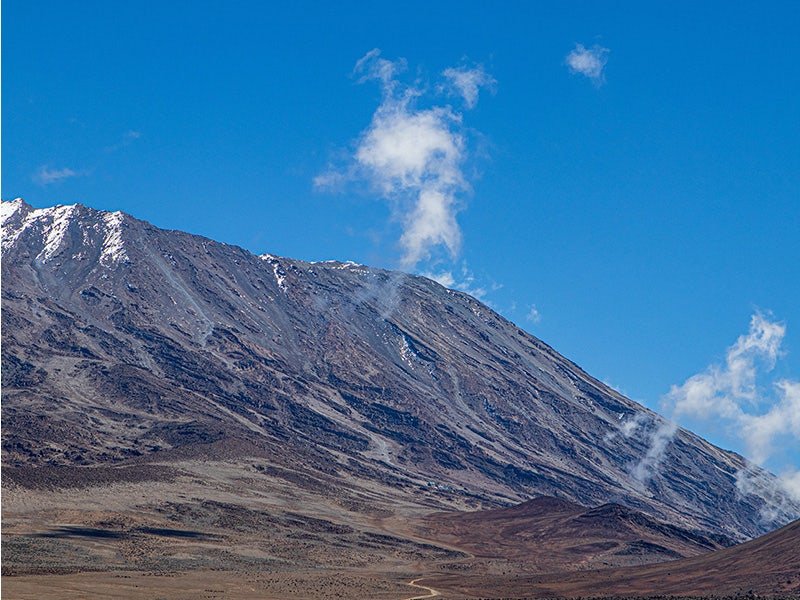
4, 1, 799, 487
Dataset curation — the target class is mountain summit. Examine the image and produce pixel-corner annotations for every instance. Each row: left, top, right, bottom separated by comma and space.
2, 198, 797, 541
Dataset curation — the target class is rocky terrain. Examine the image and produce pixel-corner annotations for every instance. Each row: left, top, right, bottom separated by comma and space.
3, 198, 800, 599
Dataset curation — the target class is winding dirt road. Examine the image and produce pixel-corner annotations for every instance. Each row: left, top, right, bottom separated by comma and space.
404, 578, 440, 599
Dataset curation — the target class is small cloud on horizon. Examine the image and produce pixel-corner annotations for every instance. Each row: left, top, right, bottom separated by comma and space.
33, 165, 84, 186
566, 43, 610, 85
33, 130, 140, 187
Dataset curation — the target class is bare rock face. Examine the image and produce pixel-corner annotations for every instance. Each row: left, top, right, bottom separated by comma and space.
2, 199, 798, 541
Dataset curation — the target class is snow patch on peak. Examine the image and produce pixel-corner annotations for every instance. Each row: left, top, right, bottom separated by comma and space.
260, 254, 287, 291
311, 259, 366, 270
2, 201, 130, 266
100, 211, 129, 265
337, 260, 366, 270
1, 202, 80, 258
0, 198, 26, 225
38, 204, 78, 262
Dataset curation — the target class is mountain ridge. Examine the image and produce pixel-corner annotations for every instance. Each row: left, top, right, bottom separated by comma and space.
2, 198, 798, 542
421, 514, 800, 598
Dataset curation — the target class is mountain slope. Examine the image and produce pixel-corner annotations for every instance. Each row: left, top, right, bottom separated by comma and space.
423, 517, 800, 599
2, 198, 798, 541
413, 495, 730, 570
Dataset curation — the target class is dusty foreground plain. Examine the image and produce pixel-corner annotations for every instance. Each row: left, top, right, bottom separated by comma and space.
3, 459, 800, 600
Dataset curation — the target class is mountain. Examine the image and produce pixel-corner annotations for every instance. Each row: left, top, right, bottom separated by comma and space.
422, 516, 800, 598
2, 198, 798, 546
413, 495, 730, 571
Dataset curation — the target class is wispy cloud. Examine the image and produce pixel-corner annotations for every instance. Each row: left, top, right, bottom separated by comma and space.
660, 312, 800, 503
33, 130, 140, 186
423, 270, 456, 288
526, 305, 542, 324
353, 48, 407, 88
778, 467, 800, 502
610, 311, 800, 509
104, 129, 141, 153
736, 465, 800, 523
442, 64, 496, 109
630, 417, 678, 484
34, 165, 83, 186
566, 43, 610, 85
741, 380, 800, 466
608, 410, 677, 485
664, 312, 790, 463
316, 49, 494, 273
421, 262, 494, 300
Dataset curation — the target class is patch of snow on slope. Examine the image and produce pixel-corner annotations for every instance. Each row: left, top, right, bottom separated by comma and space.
0, 198, 25, 226
312, 260, 366, 269
340, 261, 367, 271
38, 205, 77, 262
1, 200, 28, 252
398, 334, 415, 366
100, 211, 129, 265
260, 254, 287, 292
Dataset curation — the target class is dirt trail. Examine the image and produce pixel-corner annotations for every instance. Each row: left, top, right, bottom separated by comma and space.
404, 578, 440, 599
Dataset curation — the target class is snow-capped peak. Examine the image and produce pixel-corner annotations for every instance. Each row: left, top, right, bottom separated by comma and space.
0, 198, 27, 226
1, 200, 129, 265
1, 200, 79, 260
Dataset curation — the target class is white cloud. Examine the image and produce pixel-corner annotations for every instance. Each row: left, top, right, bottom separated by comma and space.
662, 312, 800, 508
603, 411, 670, 482
312, 170, 346, 189
354, 47, 407, 88
741, 380, 800, 464
34, 166, 82, 185
356, 99, 465, 269
566, 43, 610, 85
452, 264, 491, 300
619, 412, 647, 438
606, 410, 676, 486
664, 312, 791, 463
317, 49, 494, 273
627, 415, 678, 485
778, 468, 800, 502
605, 312, 799, 519
736, 466, 800, 522
354, 105, 464, 196
422, 270, 456, 288
526, 305, 542, 324
421, 262, 490, 300
442, 64, 496, 109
